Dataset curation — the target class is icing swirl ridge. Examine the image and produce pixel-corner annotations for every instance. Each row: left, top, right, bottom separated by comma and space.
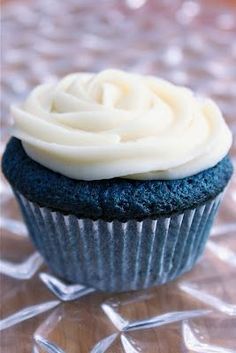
12, 69, 232, 180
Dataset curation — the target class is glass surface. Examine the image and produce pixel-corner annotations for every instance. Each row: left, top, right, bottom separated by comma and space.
1, 0, 236, 352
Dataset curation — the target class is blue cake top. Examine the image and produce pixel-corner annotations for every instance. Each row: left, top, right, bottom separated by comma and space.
2, 138, 233, 221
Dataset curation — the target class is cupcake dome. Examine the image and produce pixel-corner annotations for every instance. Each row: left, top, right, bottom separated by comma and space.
2, 137, 233, 222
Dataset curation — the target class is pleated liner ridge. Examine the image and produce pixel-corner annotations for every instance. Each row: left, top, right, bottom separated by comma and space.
15, 190, 222, 292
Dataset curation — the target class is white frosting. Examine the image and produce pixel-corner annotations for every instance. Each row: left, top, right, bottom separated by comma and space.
12, 69, 232, 180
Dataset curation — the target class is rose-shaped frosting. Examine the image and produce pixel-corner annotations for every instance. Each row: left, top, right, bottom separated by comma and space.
12, 69, 232, 180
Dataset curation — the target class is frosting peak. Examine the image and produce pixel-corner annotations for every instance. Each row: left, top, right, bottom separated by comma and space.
12, 69, 232, 180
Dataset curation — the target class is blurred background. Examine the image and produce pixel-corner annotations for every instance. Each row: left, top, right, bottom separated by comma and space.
1, 0, 236, 352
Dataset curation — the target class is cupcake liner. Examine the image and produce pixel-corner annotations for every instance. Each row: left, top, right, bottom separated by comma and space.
14, 190, 222, 292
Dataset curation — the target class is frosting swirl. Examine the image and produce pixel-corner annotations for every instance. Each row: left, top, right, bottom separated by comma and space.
12, 69, 232, 180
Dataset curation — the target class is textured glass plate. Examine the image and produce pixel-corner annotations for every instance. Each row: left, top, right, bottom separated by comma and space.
1, 0, 236, 352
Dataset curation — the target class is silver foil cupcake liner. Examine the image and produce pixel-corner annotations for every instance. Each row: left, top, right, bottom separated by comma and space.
14, 191, 222, 292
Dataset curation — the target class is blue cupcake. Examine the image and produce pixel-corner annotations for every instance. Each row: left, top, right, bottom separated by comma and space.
2, 70, 233, 292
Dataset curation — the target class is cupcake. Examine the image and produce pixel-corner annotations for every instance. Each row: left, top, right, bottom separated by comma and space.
2, 69, 233, 292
